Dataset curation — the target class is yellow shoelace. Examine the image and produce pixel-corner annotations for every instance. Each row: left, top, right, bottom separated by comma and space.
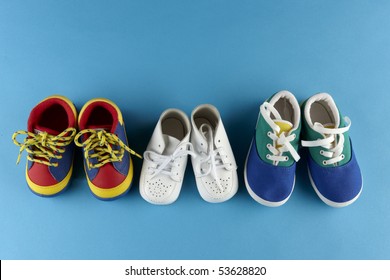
12, 128, 77, 167
74, 129, 142, 170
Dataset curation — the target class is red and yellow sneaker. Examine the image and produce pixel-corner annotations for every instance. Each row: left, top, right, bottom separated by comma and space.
12, 95, 77, 197
74, 98, 142, 200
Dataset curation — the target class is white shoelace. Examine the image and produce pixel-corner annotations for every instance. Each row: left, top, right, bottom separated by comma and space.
143, 142, 196, 182
260, 102, 300, 165
301, 117, 351, 165
197, 124, 234, 191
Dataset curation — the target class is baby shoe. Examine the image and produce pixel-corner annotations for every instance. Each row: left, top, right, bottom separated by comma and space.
74, 98, 142, 200
191, 104, 238, 203
12, 95, 77, 197
301, 93, 362, 207
140, 109, 195, 205
244, 90, 301, 206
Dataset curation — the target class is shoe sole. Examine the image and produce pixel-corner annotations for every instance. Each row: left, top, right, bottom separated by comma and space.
307, 167, 363, 208
244, 140, 294, 207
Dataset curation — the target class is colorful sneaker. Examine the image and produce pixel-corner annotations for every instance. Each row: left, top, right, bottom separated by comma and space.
140, 109, 195, 205
74, 98, 142, 200
244, 90, 301, 207
12, 95, 77, 197
191, 104, 238, 203
301, 93, 363, 207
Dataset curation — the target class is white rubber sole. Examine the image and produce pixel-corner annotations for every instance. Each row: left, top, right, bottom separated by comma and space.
244, 140, 294, 207
307, 167, 363, 208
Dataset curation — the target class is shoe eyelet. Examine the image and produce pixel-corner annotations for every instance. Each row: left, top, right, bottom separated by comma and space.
320, 150, 324, 155
267, 132, 272, 137
285, 156, 289, 161
341, 154, 345, 159
266, 143, 271, 148
322, 160, 327, 165
266, 154, 271, 159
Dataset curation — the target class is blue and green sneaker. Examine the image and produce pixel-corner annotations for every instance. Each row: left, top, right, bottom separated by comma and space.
244, 90, 301, 207
301, 93, 363, 207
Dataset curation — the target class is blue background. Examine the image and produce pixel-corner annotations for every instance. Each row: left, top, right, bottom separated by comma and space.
0, 0, 389, 260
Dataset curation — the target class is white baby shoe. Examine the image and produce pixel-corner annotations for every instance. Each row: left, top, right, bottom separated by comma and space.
190, 104, 238, 203
140, 109, 195, 205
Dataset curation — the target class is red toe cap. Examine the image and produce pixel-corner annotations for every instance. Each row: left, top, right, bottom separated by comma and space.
28, 162, 58, 186
91, 164, 125, 189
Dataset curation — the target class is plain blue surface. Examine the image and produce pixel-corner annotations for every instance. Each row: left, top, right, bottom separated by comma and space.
1, 0, 389, 260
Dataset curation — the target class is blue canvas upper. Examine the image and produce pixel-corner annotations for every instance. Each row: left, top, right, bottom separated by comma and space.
112, 122, 130, 175
307, 143, 362, 203
246, 138, 296, 203
50, 144, 74, 182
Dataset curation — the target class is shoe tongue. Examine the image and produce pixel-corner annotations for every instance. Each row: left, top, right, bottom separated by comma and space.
323, 123, 335, 129
33, 124, 61, 136
162, 134, 181, 155
87, 124, 113, 132
273, 119, 293, 136
314, 122, 336, 130
316, 122, 337, 149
